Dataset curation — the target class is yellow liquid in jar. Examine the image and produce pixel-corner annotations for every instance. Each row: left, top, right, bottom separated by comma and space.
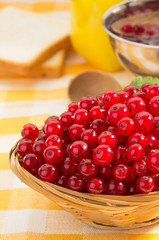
70, 0, 123, 72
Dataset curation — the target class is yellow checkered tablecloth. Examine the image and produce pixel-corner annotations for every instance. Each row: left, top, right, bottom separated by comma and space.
0, 1, 159, 240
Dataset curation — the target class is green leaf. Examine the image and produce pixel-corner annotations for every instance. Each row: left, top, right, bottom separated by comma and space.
130, 76, 159, 89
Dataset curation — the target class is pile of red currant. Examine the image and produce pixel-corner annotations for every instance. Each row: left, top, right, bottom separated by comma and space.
17, 82, 159, 195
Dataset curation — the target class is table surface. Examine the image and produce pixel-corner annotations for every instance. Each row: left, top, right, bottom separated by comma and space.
1, 1, 159, 240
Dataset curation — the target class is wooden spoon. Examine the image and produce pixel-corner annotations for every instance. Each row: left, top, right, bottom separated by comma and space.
68, 71, 121, 102
111, 11, 159, 37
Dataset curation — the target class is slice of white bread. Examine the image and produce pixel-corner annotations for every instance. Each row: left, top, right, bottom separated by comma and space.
0, 7, 70, 73
0, 49, 66, 78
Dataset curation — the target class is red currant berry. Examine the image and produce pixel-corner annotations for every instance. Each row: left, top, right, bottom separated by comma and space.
38, 164, 58, 182
132, 91, 149, 105
132, 159, 148, 176
93, 145, 114, 165
114, 145, 131, 165
86, 177, 105, 194
105, 178, 126, 195
149, 96, 159, 116
126, 184, 139, 195
117, 117, 135, 136
55, 174, 67, 187
151, 117, 159, 138
67, 174, 85, 192
125, 166, 136, 183
121, 23, 133, 33
59, 111, 74, 128
128, 132, 148, 149
113, 164, 129, 180
21, 123, 39, 140
147, 150, 159, 173
45, 135, 62, 148
68, 124, 85, 141
69, 141, 90, 162
68, 102, 78, 113
134, 111, 154, 134
127, 144, 144, 161
59, 157, 77, 176
17, 138, 33, 157
108, 103, 130, 126
33, 140, 46, 158
63, 143, 71, 157
136, 175, 154, 193
133, 24, 145, 34
98, 131, 117, 148
90, 106, 106, 120
74, 109, 90, 125
90, 119, 108, 135
96, 93, 103, 103
127, 97, 146, 117
146, 84, 159, 99
117, 91, 130, 103
80, 129, 98, 148
22, 153, 42, 175
35, 133, 47, 142
141, 82, 152, 93
107, 126, 123, 144
78, 97, 92, 111
43, 146, 63, 165
44, 116, 60, 125
43, 120, 64, 137
145, 133, 158, 149
77, 159, 97, 179
97, 163, 113, 180
89, 96, 98, 107
123, 85, 139, 97
102, 90, 119, 108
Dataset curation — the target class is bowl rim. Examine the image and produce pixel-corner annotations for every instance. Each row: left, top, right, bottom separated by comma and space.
102, 0, 159, 49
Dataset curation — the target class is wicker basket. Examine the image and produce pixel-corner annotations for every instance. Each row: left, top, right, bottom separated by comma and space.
9, 141, 159, 230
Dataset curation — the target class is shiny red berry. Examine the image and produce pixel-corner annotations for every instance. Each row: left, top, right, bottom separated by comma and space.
121, 23, 133, 33
125, 166, 136, 183
45, 134, 62, 148
55, 174, 67, 187
67, 174, 85, 191
93, 145, 114, 165
59, 157, 77, 176
117, 91, 130, 103
68, 124, 85, 141
97, 163, 113, 180
43, 146, 63, 165
108, 103, 130, 126
33, 140, 46, 158
117, 117, 135, 136
86, 177, 105, 194
132, 159, 148, 176
74, 109, 90, 125
22, 153, 42, 175
102, 90, 119, 108
123, 85, 139, 97
136, 175, 154, 193
147, 150, 159, 173
145, 133, 158, 149
35, 133, 47, 142
146, 84, 159, 99
59, 111, 74, 128
68, 102, 78, 113
90, 106, 106, 120
133, 24, 145, 34
127, 97, 146, 117
134, 111, 154, 134
43, 120, 64, 137
114, 145, 131, 165
105, 178, 126, 195
38, 164, 58, 182
69, 141, 89, 162
21, 123, 39, 140
44, 116, 59, 124
78, 97, 92, 111
80, 129, 98, 148
127, 144, 144, 161
141, 82, 152, 93
17, 138, 33, 157
128, 132, 148, 149
98, 131, 117, 148
90, 119, 108, 135
107, 126, 123, 144
113, 164, 129, 180
132, 91, 149, 105
151, 117, 159, 138
149, 96, 159, 116
77, 159, 97, 179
